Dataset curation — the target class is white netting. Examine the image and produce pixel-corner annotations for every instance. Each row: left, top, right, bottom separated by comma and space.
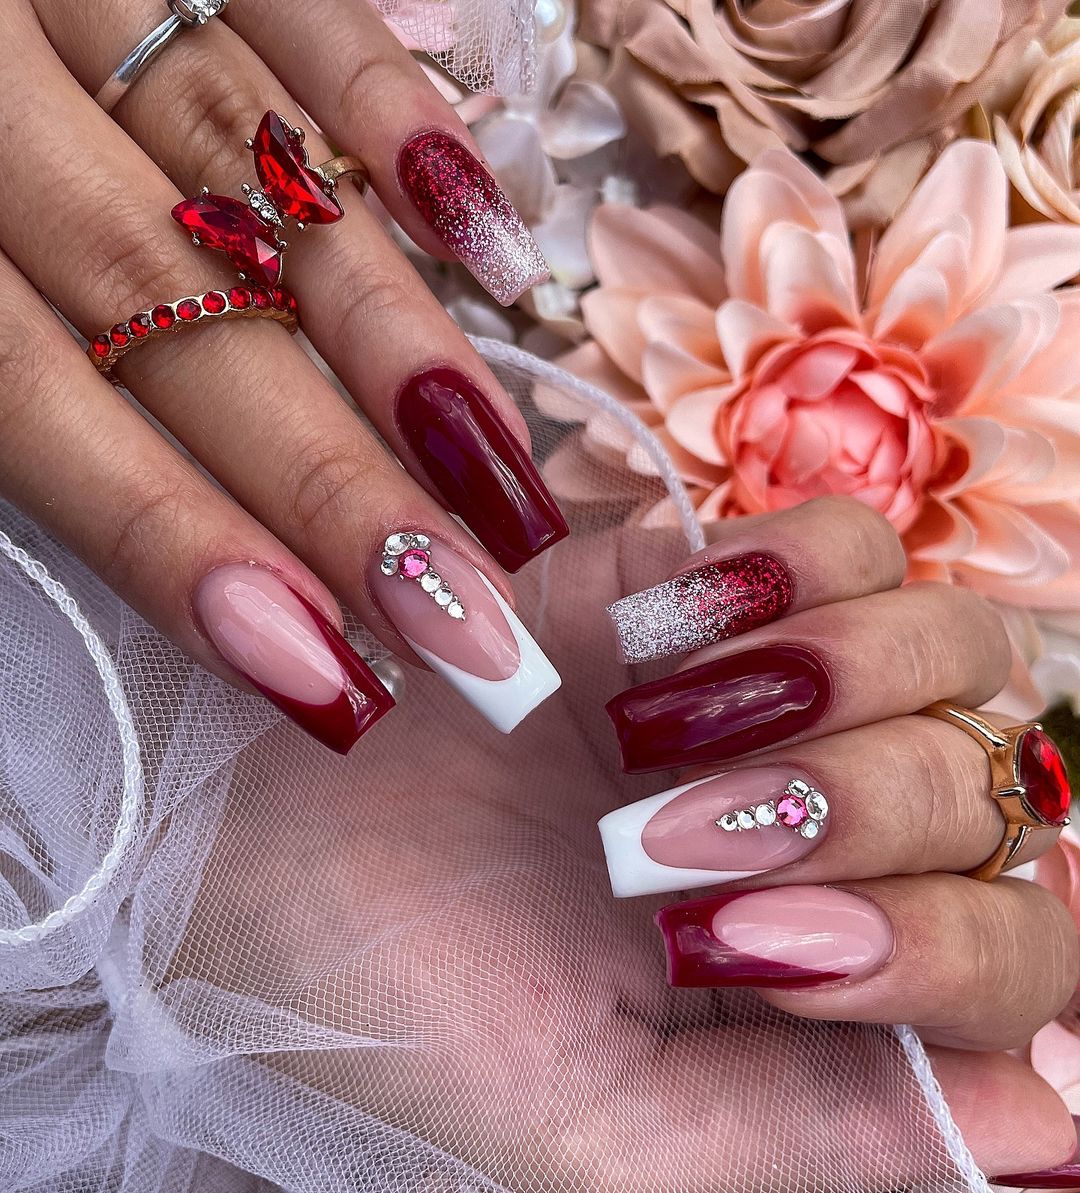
0, 345, 987, 1193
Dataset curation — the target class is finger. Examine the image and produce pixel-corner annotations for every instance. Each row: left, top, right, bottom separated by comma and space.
606, 496, 907, 664
655, 873, 1079, 1051
0, 247, 391, 753
37, 0, 568, 573
221, 0, 550, 305
597, 712, 1069, 896
605, 581, 1012, 773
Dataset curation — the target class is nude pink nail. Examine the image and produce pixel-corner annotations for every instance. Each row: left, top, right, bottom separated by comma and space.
657, 886, 893, 988
368, 531, 560, 733
599, 768, 829, 897
193, 563, 393, 753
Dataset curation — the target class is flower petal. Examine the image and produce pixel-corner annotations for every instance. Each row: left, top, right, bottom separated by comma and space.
581, 288, 648, 383
665, 386, 734, 465
984, 223, 1080, 305
761, 222, 859, 332
715, 299, 797, 378
539, 80, 628, 160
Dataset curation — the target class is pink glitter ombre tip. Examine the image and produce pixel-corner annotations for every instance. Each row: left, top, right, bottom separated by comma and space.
397, 129, 550, 306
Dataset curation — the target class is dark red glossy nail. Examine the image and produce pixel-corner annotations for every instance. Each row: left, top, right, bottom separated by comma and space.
396, 368, 569, 572
194, 563, 394, 754
397, 130, 549, 306
657, 887, 893, 989
995, 1117, 1080, 1188
605, 643, 832, 774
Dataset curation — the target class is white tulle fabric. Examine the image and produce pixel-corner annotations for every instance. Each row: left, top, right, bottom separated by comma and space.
0, 338, 993, 1193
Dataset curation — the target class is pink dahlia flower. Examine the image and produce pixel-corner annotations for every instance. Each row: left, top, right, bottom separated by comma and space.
558, 143, 1080, 702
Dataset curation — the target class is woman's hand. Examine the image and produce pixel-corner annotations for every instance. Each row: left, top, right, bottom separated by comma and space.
0, 0, 564, 751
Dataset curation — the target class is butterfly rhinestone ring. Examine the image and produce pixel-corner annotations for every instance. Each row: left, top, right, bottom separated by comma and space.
172, 110, 370, 288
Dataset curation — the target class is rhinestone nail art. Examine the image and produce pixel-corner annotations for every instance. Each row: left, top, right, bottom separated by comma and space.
715, 778, 829, 841
381, 531, 466, 620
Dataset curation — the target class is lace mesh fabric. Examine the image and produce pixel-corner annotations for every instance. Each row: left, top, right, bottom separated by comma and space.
0, 344, 994, 1193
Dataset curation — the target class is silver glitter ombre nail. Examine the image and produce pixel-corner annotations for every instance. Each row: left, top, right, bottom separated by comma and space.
397, 129, 549, 306
606, 553, 794, 663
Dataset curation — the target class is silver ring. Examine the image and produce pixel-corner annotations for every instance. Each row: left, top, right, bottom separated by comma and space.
94, 0, 228, 115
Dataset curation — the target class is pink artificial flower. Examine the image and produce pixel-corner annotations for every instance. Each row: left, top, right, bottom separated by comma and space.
559, 142, 1080, 637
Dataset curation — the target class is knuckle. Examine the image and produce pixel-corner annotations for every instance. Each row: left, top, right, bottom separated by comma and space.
286, 439, 372, 539
331, 268, 417, 345
170, 62, 268, 189
101, 481, 198, 590
800, 496, 907, 588
335, 53, 406, 134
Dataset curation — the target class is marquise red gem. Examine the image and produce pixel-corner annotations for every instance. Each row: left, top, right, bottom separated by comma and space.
129, 313, 152, 338
151, 305, 175, 330
203, 290, 227, 314
109, 324, 130, 348
176, 299, 201, 322
91, 335, 111, 359
228, 286, 252, 310
172, 194, 283, 288
1018, 728, 1071, 825
253, 110, 343, 226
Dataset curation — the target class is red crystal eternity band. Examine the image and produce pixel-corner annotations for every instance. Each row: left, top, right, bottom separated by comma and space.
918, 701, 1071, 881
88, 285, 299, 381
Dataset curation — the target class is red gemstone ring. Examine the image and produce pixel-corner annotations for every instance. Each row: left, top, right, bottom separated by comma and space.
88, 284, 299, 382
172, 110, 369, 287
919, 701, 1071, 881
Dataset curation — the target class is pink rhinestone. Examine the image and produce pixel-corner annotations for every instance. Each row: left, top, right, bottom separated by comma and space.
776, 795, 808, 827
401, 549, 430, 579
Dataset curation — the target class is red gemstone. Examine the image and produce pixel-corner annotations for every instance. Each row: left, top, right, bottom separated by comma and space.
776, 795, 808, 827
91, 334, 111, 359
151, 304, 176, 330
129, 313, 152, 338
251, 288, 271, 310
401, 549, 431, 579
172, 194, 283, 288
270, 286, 289, 310
228, 286, 252, 310
252, 110, 343, 226
203, 290, 227, 314
176, 299, 201, 322
110, 324, 130, 348
1019, 728, 1071, 825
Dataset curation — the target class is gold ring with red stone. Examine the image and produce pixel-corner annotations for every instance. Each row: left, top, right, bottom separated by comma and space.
88, 284, 298, 383
171, 110, 369, 288
918, 702, 1071, 881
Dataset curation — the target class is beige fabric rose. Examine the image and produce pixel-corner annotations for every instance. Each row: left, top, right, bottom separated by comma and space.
580, 0, 1067, 224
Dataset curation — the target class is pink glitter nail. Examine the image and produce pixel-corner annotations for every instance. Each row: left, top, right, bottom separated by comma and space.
397, 129, 549, 306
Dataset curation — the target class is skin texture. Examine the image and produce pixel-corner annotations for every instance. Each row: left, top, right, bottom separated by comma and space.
0, 0, 1074, 1182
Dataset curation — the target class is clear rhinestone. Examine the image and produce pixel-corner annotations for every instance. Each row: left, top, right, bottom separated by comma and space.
419, 572, 441, 593
385, 533, 411, 555
248, 191, 283, 227
380, 558, 398, 577
806, 792, 829, 821
799, 819, 820, 839
175, 0, 228, 21
434, 587, 454, 606
448, 600, 466, 620
754, 803, 777, 826
413, 533, 431, 549
736, 809, 756, 830
716, 814, 738, 832
788, 779, 811, 796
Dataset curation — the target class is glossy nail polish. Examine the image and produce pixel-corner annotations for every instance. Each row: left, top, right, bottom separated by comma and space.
397, 130, 550, 305
605, 644, 832, 774
193, 563, 394, 754
657, 886, 893, 988
599, 767, 829, 897
995, 1117, 1080, 1187
396, 368, 568, 573
369, 530, 560, 733
607, 553, 794, 663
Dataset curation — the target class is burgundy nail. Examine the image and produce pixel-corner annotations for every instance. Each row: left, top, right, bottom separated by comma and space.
193, 563, 394, 754
397, 130, 549, 306
607, 553, 794, 663
995, 1117, 1080, 1187
396, 368, 568, 573
605, 644, 832, 774
657, 887, 893, 988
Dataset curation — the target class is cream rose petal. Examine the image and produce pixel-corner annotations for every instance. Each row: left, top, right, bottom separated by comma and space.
984, 224, 1080, 305
715, 299, 797, 378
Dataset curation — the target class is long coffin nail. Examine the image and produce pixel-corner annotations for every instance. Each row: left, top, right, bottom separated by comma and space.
369, 530, 560, 732
607, 553, 793, 663
396, 368, 568, 573
605, 644, 832, 774
995, 1117, 1080, 1187
193, 563, 394, 754
397, 130, 550, 306
599, 768, 829, 898
657, 886, 892, 988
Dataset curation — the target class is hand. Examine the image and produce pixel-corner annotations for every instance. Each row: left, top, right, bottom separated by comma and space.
0, 0, 564, 752
179, 498, 1078, 1190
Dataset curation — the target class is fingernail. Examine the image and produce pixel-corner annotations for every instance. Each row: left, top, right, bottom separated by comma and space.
397, 130, 550, 306
193, 563, 394, 754
396, 368, 568, 573
607, 553, 793, 663
657, 886, 892, 988
599, 769, 829, 898
605, 644, 832, 774
369, 530, 560, 732
995, 1117, 1080, 1187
